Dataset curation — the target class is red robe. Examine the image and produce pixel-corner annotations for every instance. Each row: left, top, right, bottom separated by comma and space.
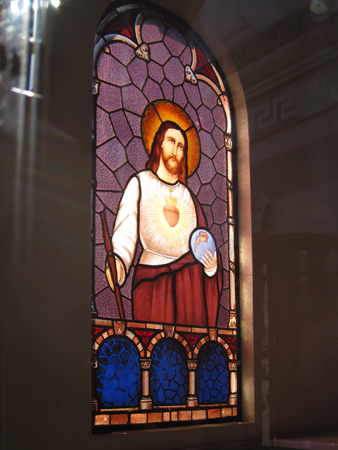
132, 196, 223, 327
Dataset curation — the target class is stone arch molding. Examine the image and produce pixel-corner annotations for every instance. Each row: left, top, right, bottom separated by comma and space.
93, 329, 235, 361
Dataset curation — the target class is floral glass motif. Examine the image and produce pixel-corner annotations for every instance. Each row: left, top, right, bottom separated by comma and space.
92, 1, 238, 430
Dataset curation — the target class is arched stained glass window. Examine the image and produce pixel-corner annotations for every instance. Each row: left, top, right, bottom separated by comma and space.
150, 338, 188, 406
196, 342, 230, 405
97, 336, 141, 408
92, 1, 239, 430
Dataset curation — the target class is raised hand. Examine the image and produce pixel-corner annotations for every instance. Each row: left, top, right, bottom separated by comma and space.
200, 250, 217, 273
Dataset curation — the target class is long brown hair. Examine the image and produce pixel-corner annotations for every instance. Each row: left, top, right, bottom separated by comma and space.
146, 121, 187, 184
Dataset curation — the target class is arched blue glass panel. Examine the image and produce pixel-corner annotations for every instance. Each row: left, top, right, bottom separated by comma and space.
150, 339, 188, 406
196, 342, 229, 404
97, 336, 141, 408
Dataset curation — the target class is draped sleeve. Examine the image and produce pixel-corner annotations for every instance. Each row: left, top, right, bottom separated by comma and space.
112, 176, 140, 280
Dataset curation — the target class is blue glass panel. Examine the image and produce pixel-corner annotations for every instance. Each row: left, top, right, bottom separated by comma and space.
196, 342, 229, 404
97, 336, 141, 408
150, 339, 188, 405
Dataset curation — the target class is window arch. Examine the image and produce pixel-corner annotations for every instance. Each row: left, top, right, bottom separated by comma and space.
196, 341, 230, 404
150, 338, 188, 406
96, 336, 141, 408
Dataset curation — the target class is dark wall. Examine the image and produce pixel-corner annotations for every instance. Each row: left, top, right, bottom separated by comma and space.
0, 0, 337, 449
243, 1, 338, 439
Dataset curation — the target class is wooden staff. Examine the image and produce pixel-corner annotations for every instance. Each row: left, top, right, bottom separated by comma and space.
99, 209, 125, 321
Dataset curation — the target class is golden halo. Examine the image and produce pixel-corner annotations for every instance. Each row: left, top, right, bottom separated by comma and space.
141, 100, 200, 177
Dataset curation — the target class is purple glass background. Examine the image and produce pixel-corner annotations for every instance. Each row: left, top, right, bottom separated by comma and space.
94, 14, 230, 327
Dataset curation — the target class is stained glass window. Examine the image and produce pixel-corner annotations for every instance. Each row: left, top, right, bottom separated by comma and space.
196, 342, 229, 405
92, 1, 238, 430
97, 336, 141, 408
150, 339, 188, 406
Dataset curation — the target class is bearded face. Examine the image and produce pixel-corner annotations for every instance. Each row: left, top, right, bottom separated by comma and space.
146, 122, 188, 184
164, 155, 179, 174
160, 128, 185, 175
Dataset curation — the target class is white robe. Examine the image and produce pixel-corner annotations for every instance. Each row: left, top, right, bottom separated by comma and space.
112, 170, 197, 282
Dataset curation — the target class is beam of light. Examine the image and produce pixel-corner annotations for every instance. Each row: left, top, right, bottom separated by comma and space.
10, 1, 19, 13
51, 0, 60, 7
11, 87, 43, 99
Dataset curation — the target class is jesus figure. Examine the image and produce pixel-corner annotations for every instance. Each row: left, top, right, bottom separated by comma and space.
106, 101, 222, 327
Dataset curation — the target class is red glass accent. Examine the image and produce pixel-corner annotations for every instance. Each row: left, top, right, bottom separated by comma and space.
195, 47, 219, 87
102, 10, 138, 43
134, 330, 156, 346
182, 333, 202, 350
92, 327, 105, 339
224, 336, 237, 354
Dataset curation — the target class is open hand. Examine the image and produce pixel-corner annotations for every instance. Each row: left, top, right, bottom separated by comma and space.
200, 250, 217, 272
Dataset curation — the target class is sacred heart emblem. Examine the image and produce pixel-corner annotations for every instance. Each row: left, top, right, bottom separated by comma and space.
163, 188, 180, 227
163, 204, 180, 227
